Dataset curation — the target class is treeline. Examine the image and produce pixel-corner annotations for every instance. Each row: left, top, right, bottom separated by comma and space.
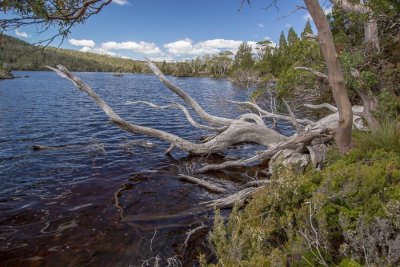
0, 35, 148, 73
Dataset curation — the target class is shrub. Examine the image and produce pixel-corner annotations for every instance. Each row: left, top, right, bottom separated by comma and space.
209, 141, 400, 266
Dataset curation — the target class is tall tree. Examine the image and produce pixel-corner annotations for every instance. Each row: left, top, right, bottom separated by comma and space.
301, 18, 314, 38
279, 31, 288, 49
287, 27, 299, 46
304, 0, 353, 153
233, 42, 254, 70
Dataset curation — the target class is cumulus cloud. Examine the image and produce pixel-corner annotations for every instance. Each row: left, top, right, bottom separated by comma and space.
258, 23, 265, 28
15, 29, 29, 38
69, 39, 95, 47
101, 41, 161, 54
164, 38, 251, 56
79, 46, 121, 57
112, 0, 129, 5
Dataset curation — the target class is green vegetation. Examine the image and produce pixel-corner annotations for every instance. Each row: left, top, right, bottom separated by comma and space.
0, 35, 148, 73
0, 65, 13, 79
209, 121, 400, 266
204, 1, 400, 265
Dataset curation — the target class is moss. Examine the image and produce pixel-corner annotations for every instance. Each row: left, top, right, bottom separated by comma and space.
209, 133, 400, 266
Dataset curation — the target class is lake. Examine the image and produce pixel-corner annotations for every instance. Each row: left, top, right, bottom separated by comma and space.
0, 71, 292, 266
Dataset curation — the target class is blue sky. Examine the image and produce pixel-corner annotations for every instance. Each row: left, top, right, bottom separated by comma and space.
6, 0, 332, 61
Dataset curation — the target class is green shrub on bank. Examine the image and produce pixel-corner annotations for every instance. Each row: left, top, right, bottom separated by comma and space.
208, 125, 400, 266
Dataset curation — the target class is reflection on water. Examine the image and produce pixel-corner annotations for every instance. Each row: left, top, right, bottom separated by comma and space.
0, 71, 293, 266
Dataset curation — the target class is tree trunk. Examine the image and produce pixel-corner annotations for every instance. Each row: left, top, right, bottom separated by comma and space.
304, 0, 353, 153
365, 18, 380, 51
356, 89, 380, 131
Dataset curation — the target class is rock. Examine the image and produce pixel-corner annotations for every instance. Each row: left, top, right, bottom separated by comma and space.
269, 149, 310, 174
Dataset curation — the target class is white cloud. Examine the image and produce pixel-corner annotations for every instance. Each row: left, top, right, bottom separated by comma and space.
112, 0, 129, 5
80, 46, 93, 52
164, 38, 202, 55
101, 41, 161, 54
15, 29, 29, 38
79, 46, 121, 57
69, 39, 95, 47
285, 24, 292, 28
258, 23, 265, 28
164, 38, 249, 56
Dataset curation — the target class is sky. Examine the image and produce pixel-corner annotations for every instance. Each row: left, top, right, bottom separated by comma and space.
5, 0, 333, 61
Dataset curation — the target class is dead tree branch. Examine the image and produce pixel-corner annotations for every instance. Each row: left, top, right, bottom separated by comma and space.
178, 175, 227, 193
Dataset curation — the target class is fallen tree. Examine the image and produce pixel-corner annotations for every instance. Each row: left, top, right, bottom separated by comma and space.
47, 61, 367, 176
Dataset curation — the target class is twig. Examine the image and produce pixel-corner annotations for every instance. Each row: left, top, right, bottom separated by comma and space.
150, 229, 157, 252
180, 223, 208, 251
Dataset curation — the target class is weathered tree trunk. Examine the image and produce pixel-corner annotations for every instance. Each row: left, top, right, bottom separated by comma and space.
356, 89, 380, 131
365, 18, 380, 51
304, 0, 353, 154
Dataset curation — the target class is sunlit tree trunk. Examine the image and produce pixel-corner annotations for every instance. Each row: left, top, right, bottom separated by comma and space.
304, 0, 353, 153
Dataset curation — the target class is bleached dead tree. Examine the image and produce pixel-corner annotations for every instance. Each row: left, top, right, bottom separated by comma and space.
47, 59, 366, 173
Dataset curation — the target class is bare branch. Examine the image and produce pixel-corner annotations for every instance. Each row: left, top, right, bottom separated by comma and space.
283, 98, 302, 133
294, 66, 328, 79
47, 65, 287, 156
180, 223, 208, 251
146, 59, 234, 126
304, 103, 338, 113
196, 129, 330, 173
200, 187, 260, 208
178, 174, 227, 193
228, 100, 315, 125
125, 100, 226, 132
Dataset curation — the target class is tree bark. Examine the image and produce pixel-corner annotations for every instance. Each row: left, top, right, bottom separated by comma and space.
304, 0, 353, 154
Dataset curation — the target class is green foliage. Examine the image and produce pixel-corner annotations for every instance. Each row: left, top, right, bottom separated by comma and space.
233, 42, 254, 70
353, 119, 400, 154
0, 35, 147, 73
0, 64, 13, 79
209, 128, 400, 266
339, 51, 378, 95
301, 18, 313, 39
287, 27, 299, 47
279, 31, 287, 50
377, 89, 400, 119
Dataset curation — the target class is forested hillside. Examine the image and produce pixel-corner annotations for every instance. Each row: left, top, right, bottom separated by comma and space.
0, 35, 147, 72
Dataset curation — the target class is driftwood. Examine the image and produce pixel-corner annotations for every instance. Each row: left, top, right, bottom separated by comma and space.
47, 61, 369, 210
180, 223, 208, 251
178, 175, 226, 193
200, 187, 261, 208
240, 179, 271, 189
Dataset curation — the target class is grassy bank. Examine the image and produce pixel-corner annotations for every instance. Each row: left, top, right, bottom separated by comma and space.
206, 120, 400, 266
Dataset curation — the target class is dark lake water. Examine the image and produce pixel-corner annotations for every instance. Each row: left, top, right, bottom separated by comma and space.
0, 71, 292, 266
